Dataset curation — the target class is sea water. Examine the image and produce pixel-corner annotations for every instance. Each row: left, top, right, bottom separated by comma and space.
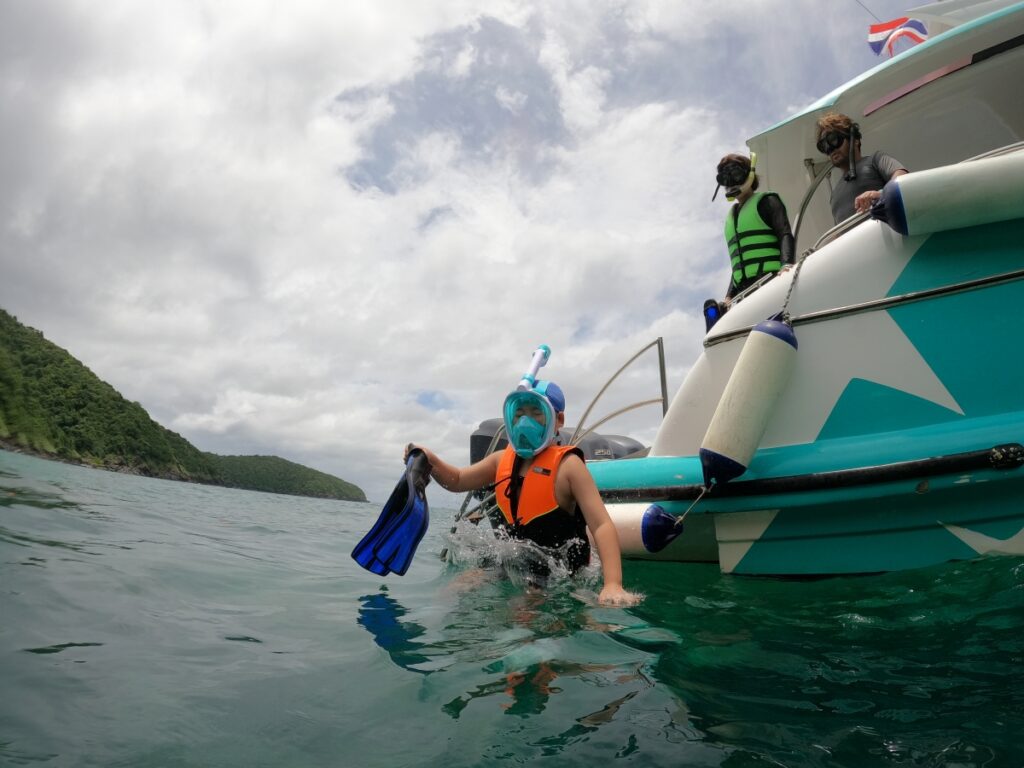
1, 448, 1022, 767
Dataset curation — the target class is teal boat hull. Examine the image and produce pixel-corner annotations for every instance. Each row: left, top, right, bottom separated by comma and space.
591, 213, 1024, 575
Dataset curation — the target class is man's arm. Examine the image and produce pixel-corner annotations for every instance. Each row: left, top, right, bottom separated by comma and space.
854, 153, 908, 213
875, 152, 908, 183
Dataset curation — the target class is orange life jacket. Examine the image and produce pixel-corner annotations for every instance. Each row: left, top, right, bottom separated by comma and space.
493, 444, 591, 574
494, 444, 581, 527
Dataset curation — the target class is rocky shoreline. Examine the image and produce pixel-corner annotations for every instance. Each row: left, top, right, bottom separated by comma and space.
0, 438, 366, 501
0, 437, 188, 480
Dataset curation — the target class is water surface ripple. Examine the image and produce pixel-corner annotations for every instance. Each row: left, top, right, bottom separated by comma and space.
1, 450, 1022, 767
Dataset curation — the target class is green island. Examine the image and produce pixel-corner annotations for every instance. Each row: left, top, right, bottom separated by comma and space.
0, 308, 366, 502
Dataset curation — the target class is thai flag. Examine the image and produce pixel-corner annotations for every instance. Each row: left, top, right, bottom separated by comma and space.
868, 17, 929, 57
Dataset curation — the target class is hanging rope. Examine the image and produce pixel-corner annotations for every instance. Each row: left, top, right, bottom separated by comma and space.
674, 484, 710, 528
779, 247, 814, 324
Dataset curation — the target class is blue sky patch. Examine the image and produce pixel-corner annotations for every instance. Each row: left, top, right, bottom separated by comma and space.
416, 390, 455, 411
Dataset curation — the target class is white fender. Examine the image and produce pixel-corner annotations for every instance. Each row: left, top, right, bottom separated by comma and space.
700, 319, 797, 486
874, 150, 1024, 236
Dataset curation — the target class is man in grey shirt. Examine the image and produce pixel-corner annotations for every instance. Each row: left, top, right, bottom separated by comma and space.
815, 112, 907, 223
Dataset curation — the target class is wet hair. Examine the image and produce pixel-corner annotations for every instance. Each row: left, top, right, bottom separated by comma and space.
718, 152, 750, 171
816, 112, 855, 137
717, 153, 760, 191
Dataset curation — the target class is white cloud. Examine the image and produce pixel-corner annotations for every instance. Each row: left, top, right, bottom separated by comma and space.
495, 85, 528, 114
537, 31, 610, 133
450, 43, 479, 79
0, 0, 914, 501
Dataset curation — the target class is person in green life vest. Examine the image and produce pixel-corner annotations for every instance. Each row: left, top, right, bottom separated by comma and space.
714, 153, 795, 304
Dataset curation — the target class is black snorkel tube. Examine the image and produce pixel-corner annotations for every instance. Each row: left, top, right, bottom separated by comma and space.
845, 123, 861, 182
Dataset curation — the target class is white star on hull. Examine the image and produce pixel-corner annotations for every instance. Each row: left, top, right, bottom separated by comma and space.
653, 221, 963, 455
942, 522, 1024, 556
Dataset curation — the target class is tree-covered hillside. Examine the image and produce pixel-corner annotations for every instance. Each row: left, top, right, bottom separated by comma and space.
0, 309, 365, 501
211, 454, 365, 500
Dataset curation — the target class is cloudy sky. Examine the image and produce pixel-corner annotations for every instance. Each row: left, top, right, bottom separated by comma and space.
1, 0, 916, 502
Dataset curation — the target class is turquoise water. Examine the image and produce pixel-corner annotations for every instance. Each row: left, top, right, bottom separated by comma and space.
2, 449, 1022, 767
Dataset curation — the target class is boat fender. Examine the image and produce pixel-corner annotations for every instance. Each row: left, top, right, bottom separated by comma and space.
640, 503, 683, 553
871, 151, 1024, 236
700, 319, 797, 487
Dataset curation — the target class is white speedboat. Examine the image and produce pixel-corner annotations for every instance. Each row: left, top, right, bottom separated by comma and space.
580, 0, 1024, 575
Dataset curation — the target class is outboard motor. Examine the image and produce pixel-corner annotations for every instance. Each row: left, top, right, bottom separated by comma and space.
469, 421, 646, 464
469, 418, 506, 464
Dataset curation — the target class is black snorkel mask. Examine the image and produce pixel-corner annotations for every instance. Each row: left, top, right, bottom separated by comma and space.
817, 123, 861, 181
712, 153, 756, 201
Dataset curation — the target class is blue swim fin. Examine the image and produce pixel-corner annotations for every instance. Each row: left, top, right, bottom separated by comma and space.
352, 449, 431, 576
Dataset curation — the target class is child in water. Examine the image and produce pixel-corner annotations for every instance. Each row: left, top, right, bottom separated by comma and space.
410, 378, 638, 607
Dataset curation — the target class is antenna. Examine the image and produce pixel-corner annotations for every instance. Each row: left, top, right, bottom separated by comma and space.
853, 0, 881, 22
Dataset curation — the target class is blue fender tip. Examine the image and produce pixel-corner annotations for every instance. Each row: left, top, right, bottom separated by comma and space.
641, 504, 683, 553
699, 448, 747, 488
753, 319, 798, 350
870, 179, 909, 236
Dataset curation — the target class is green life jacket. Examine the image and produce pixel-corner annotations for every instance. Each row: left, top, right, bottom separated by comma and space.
724, 192, 783, 290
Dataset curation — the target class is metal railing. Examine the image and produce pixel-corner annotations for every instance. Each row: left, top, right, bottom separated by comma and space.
569, 337, 669, 445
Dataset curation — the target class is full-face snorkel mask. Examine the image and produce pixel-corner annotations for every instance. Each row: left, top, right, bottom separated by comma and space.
501, 346, 566, 459
712, 153, 757, 201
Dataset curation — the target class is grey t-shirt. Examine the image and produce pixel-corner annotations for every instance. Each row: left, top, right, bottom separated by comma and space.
829, 151, 906, 223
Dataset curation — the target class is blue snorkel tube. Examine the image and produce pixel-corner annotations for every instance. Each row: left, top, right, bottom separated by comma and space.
516, 344, 551, 391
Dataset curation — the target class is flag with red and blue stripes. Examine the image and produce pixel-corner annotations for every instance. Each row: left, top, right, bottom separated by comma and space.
868, 17, 928, 57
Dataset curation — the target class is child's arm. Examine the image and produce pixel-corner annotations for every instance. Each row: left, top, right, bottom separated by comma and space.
563, 455, 640, 606
407, 445, 502, 494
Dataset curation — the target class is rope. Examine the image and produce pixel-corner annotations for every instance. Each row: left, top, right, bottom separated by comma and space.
674, 485, 709, 528
780, 247, 814, 324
